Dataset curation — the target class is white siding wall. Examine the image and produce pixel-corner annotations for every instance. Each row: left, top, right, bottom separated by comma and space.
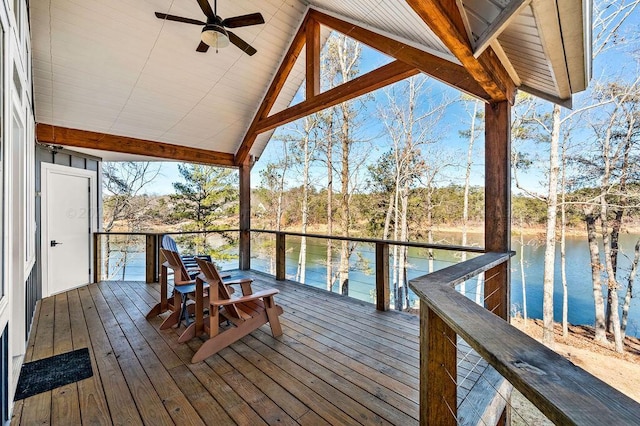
0, 0, 35, 422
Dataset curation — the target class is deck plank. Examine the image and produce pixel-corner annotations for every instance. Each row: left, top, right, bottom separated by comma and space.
10, 300, 42, 425
13, 277, 507, 425
51, 293, 81, 425
87, 283, 175, 425
77, 285, 143, 425
67, 289, 112, 426
19, 295, 54, 425
98, 281, 205, 425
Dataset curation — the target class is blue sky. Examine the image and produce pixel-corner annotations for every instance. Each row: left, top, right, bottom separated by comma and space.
135, 6, 639, 196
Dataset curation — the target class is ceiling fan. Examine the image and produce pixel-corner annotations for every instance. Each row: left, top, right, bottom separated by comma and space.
155, 0, 264, 56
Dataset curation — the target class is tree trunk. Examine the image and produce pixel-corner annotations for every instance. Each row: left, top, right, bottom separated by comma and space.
542, 104, 561, 346
606, 117, 634, 331
560, 139, 569, 338
326, 118, 334, 292
296, 128, 311, 284
426, 187, 434, 273
600, 196, 624, 352
460, 100, 479, 295
383, 193, 394, 239
519, 223, 528, 327
398, 181, 410, 310
585, 209, 607, 343
392, 171, 400, 309
622, 239, 640, 339
338, 102, 350, 296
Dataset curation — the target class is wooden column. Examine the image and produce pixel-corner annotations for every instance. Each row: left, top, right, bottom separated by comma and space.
145, 234, 159, 284
422, 306, 457, 426
484, 101, 511, 320
375, 242, 390, 311
239, 163, 251, 270
275, 232, 285, 281
305, 18, 320, 99
93, 233, 101, 283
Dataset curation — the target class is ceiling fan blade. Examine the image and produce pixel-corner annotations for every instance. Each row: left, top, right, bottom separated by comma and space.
196, 41, 210, 52
228, 31, 257, 56
155, 12, 205, 26
197, 0, 215, 19
222, 13, 265, 28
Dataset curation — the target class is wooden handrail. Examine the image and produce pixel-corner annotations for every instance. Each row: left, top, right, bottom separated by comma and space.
93, 229, 240, 236
251, 229, 486, 253
409, 253, 640, 425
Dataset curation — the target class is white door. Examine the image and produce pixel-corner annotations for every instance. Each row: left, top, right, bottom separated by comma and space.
43, 165, 96, 295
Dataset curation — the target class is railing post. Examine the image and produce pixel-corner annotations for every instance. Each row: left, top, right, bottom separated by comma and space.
421, 306, 457, 426
145, 233, 159, 284
375, 242, 389, 311
93, 233, 101, 283
239, 162, 251, 271
276, 232, 285, 281
485, 100, 511, 320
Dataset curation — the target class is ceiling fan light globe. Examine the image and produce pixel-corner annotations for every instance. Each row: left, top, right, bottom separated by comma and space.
201, 24, 229, 48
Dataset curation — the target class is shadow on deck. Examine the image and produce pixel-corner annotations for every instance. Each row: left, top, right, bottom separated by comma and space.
11, 271, 503, 425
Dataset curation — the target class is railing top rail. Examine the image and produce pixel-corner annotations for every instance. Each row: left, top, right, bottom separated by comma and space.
94, 229, 240, 236
409, 252, 640, 425
251, 229, 486, 253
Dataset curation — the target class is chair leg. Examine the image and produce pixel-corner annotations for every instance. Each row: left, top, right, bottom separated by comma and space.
160, 292, 182, 330
264, 297, 283, 337
146, 296, 175, 320
192, 313, 267, 363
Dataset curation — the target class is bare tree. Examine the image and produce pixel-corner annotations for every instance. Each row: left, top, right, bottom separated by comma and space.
102, 161, 161, 279
378, 76, 448, 310
575, 79, 640, 351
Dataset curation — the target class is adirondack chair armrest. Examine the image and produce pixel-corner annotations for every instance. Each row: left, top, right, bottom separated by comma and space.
222, 278, 253, 286
223, 278, 254, 296
211, 289, 280, 307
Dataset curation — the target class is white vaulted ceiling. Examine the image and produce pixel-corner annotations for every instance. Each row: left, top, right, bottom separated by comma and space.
31, 0, 591, 163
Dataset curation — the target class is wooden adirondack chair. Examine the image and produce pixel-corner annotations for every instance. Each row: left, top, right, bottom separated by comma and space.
161, 234, 211, 270
190, 258, 283, 363
146, 248, 206, 333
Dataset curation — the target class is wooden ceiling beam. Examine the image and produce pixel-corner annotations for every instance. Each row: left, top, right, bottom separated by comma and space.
235, 13, 311, 165
308, 9, 489, 101
256, 61, 419, 133
306, 18, 321, 99
236, 8, 491, 166
405, 0, 516, 103
36, 124, 236, 167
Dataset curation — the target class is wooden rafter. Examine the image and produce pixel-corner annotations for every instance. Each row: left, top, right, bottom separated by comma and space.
405, 0, 515, 103
235, 7, 489, 165
308, 9, 488, 101
36, 124, 236, 167
306, 18, 321, 99
256, 61, 419, 133
234, 13, 311, 165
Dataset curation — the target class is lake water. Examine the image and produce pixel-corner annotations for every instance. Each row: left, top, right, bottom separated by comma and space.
106, 232, 640, 337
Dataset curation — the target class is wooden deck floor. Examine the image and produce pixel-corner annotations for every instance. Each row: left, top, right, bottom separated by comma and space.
10, 272, 504, 425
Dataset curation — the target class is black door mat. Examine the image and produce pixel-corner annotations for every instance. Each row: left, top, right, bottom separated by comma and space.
14, 348, 93, 401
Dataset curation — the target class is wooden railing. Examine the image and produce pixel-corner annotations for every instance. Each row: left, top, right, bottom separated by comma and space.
93, 230, 240, 283
409, 252, 640, 425
251, 229, 485, 311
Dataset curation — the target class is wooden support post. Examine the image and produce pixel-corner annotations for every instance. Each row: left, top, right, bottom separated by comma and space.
375, 242, 390, 311
484, 100, 511, 320
93, 233, 101, 283
239, 163, 251, 270
145, 234, 159, 284
276, 232, 285, 281
422, 306, 457, 426
305, 18, 320, 99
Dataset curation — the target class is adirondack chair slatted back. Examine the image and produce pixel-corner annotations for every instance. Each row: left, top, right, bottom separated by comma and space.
161, 235, 180, 252
194, 258, 242, 319
160, 248, 192, 284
